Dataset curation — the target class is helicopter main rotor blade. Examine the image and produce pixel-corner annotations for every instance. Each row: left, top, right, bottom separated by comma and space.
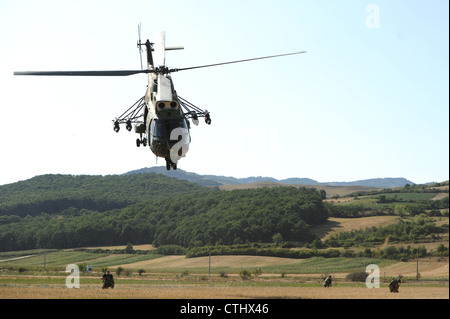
14, 70, 153, 76
171, 51, 306, 72
14, 51, 306, 76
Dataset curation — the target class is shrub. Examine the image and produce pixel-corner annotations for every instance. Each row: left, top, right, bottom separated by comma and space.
157, 245, 187, 255
435, 244, 449, 257
253, 268, 262, 277
18, 267, 27, 273
181, 270, 189, 277
346, 271, 368, 282
382, 246, 399, 259
125, 243, 134, 254
239, 270, 252, 280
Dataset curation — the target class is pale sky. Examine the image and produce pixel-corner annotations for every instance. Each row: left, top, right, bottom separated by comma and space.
0, 0, 448, 186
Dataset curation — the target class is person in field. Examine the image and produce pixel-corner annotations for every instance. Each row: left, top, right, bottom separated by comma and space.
389, 278, 401, 292
102, 270, 115, 289
323, 275, 332, 287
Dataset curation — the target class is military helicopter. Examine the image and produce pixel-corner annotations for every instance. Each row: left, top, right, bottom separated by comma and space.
14, 26, 306, 170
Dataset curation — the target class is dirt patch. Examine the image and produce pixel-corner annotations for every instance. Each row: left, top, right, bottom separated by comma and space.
431, 193, 449, 201
0, 255, 33, 263
75, 244, 156, 251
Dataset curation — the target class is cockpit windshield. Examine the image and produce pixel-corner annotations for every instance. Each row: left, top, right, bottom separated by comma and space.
152, 118, 188, 138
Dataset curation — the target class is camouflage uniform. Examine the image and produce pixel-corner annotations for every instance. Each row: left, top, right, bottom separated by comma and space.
324, 275, 332, 287
102, 271, 115, 289
389, 279, 401, 292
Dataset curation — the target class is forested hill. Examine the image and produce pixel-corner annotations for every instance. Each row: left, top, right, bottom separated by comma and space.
0, 181, 327, 251
0, 173, 208, 217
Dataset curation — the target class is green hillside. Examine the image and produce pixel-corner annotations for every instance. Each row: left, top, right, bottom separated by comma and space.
0, 173, 448, 259
0, 173, 207, 217
0, 184, 326, 251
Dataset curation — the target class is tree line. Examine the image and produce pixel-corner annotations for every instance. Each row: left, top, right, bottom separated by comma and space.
317, 214, 448, 248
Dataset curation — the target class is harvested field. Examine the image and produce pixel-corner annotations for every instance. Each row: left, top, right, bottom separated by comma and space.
0, 283, 447, 299
1, 255, 448, 300
219, 183, 378, 198
312, 216, 398, 240
112, 255, 302, 271
380, 258, 449, 279
77, 244, 156, 251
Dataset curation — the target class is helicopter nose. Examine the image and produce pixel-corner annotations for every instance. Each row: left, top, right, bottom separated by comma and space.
151, 139, 170, 158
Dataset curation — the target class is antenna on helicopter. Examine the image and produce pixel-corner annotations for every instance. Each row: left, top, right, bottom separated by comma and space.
137, 23, 143, 70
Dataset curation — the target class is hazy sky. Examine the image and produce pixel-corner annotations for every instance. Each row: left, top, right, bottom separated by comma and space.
0, 0, 448, 185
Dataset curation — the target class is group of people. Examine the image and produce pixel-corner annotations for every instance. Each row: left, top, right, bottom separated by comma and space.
101, 270, 401, 292
323, 275, 402, 292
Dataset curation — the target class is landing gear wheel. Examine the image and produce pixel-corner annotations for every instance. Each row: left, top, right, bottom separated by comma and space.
165, 158, 177, 170
136, 139, 141, 147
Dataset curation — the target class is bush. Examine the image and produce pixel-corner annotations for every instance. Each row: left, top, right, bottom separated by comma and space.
253, 268, 262, 277
125, 243, 134, 254
435, 244, 449, 257
239, 270, 252, 280
181, 270, 189, 277
157, 245, 187, 255
346, 271, 368, 282
382, 246, 399, 259
18, 267, 27, 273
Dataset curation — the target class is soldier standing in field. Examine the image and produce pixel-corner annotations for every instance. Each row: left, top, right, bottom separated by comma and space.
102, 270, 115, 289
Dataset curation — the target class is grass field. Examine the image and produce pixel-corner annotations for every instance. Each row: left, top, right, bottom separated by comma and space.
0, 274, 448, 299
0, 248, 448, 299
5, 250, 444, 278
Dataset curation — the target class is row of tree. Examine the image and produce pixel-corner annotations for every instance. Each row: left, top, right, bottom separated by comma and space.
316, 214, 447, 248
185, 243, 447, 260
324, 196, 448, 218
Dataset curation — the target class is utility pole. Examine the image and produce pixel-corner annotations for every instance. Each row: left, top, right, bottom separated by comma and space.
416, 251, 419, 280
209, 252, 211, 277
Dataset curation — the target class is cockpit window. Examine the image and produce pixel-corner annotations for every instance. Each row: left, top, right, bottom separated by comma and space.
152, 118, 188, 138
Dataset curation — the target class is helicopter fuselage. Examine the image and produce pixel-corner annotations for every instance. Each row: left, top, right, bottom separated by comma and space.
142, 69, 190, 169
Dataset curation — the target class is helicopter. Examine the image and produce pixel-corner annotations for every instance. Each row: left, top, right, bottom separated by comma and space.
14, 26, 306, 170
